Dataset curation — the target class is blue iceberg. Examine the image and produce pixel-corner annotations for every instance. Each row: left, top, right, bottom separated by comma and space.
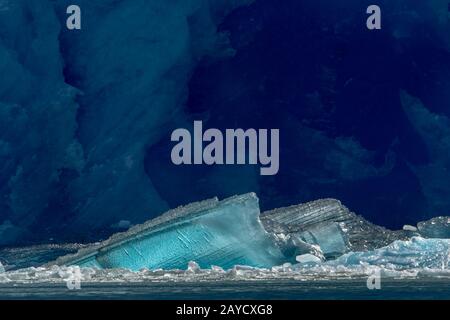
50, 193, 285, 270
261, 198, 410, 258
45, 194, 450, 272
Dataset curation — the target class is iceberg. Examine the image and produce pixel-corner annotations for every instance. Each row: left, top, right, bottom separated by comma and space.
49, 193, 285, 271
295, 254, 322, 265
261, 199, 410, 257
417, 217, 450, 239
44, 194, 450, 272
295, 223, 348, 259
4, 237, 450, 288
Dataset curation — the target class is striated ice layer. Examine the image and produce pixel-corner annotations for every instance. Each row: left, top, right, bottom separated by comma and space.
0, 244, 85, 271
48, 193, 285, 271
42, 196, 450, 272
5, 195, 449, 273
261, 199, 410, 257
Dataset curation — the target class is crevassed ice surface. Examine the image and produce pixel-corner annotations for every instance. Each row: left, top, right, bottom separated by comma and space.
50, 193, 285, 271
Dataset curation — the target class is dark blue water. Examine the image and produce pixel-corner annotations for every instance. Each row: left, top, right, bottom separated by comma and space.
1, 279, 450, 300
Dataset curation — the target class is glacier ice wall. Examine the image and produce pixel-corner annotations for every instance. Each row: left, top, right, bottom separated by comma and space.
401, 91, 450, 219
1, 0, 450, 246
0, 0, 253, 245
0, 0, 81, 245
55, 0, 254, 230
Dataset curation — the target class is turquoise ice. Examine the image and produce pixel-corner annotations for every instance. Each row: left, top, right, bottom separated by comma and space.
52, 193, 286, 270
47, 194, 450, 272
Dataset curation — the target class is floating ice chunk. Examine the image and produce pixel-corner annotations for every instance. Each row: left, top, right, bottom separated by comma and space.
211, 265, 225, 273
402, 224, 420, 238
186, 261, 201, 274
262, 200, 351, 258
296, 223, 348, 259
328, 237, 450, 270
270, 263, 292, 273
262, 199, 409, 253
42, 195, 450, 272
403, 225, 418, 232
296, 254, 322, 265
283, 235, 325, 260
49, 193, 285, 271
418, 217, 450, 238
